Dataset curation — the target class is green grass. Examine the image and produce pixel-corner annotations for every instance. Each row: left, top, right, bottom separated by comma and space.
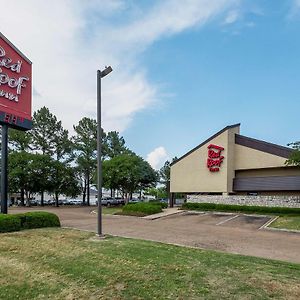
0, 228, 299, 299
269, 216, 300, 231
102, 207, 122, 215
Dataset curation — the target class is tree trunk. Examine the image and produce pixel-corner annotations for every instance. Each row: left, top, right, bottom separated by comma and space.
20, 189, 25, 206
25, 191, 30, 207
41, 191, 44, 206
55, 192, 59, 207
82, 178, 86, 205
87, 173, 90, 206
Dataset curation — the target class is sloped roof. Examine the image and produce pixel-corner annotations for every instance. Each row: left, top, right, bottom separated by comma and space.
170, 123, 240, 166
235, 134, 292, 158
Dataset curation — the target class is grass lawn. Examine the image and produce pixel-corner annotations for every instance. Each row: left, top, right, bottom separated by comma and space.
102, 207, 122, 215
269, 216, 300, 231
0, 229, 299, 300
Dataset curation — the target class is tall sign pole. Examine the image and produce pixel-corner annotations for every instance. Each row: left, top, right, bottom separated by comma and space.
0, 32, 32, 213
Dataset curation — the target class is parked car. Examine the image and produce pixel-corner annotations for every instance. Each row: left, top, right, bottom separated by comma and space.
69, 199, 83, 205
96, 197, 119, 207
128, 198, 140, 204
115, 197, 125, 205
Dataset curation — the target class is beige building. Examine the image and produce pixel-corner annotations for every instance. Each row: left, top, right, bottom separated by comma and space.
170, 124, 300, 196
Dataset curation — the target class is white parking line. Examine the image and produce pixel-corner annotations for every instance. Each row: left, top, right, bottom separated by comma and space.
258, 216, 279, 230
216, 214, 239, 226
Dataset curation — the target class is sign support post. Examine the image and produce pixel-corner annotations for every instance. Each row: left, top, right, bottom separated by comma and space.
0, 32, 32, 214
1, 124, 8, 214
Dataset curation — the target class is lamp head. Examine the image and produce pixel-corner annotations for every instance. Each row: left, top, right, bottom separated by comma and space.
101, 66, 113, 78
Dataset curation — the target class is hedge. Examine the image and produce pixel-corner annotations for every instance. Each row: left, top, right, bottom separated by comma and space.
0, 214, 22, 233
148, 200, 168, 209
182, 202, 300, 215
122, 202, 162, 216
0, 212, 60, 233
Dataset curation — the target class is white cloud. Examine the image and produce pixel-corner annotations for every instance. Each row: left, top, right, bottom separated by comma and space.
147, 146, 169, 170
0, 0, 237, 133
223, 10, 240, 24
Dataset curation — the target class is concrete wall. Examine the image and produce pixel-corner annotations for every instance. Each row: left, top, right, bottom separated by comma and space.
187, 194, 300, 208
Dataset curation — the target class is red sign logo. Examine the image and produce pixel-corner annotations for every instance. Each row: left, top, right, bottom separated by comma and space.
207, 144, 224, 172
0, 33, 32, 130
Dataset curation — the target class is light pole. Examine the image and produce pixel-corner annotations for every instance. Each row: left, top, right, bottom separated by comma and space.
97, 66, 112, 236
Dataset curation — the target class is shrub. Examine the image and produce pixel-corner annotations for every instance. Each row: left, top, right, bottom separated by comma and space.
181, 202, 300, 215
21, 212, 60, 229
0, 212, 60, 233
0, 214, 21, 233
148, 200, 168, 209
122, 203, 162, 216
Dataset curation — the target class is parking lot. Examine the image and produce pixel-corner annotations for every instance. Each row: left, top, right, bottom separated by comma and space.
182, 211, 272, 230
9, 206, 300, 264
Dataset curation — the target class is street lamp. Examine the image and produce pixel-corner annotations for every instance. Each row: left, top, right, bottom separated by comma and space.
97, 66, 112, 237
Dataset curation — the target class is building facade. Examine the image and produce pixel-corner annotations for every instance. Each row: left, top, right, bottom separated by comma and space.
170, 124, 300, 207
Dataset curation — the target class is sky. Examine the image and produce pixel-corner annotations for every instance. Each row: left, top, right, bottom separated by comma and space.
1, 0, 300, 169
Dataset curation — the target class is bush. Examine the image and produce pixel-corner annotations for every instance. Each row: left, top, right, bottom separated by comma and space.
181, 202, 300, 215
0, 214, 21, 233
148, 200, 168, 209
0, 212, 60, 233
21, 212, 60, 229
122, 202, 162, 216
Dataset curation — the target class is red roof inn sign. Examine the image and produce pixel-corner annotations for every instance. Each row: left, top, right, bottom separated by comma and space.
0, 33, 32, 130
207, 144, 224, 172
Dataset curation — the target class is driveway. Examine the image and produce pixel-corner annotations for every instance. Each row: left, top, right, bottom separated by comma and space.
9, 206, 300, 264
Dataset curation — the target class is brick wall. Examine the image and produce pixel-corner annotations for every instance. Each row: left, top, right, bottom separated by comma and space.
187, 195, 300, 208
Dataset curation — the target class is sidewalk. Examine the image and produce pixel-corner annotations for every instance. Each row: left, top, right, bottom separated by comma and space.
142, 207, 184, 220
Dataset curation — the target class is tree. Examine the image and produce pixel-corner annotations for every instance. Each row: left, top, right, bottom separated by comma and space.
102, 153, 157, 201
31, 107, 74, 206
8, 151, 54, 206
286, 142, 300, 166
8, 128, 32, 152
104, 131, 128, 159
73, 117, 104, 205
48, 161, 81, 202
159, 157, 178, 188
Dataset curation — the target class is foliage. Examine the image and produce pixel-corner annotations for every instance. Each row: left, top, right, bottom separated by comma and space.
20, 212, 60, 229
8, 129, 32, 151
8, 151, 54, 202
73, 117, 100, 205
103, 153, 158, 197
122, 202, 162, 216
103, 131, 128, 159
286, 141, 300, 166
148, 200, 168, 209
182, 202, 300, 215
144, 187, 168, 199
31, 107, 60, 155
0, 212, 60, 233
0, 214, 21, 233
48, 160, 81, 200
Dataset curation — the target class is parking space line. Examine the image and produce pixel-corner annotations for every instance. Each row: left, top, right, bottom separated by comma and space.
258, 216, 279, 230
216, 214, 239, 226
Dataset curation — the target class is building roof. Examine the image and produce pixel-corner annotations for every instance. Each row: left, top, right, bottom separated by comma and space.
0, 32, 32, 64
170, 123, 240, 166
235, 134, 292, 158
171, 123, 293, 167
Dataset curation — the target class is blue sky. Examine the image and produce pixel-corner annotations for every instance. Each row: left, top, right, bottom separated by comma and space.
1, 0, 300, 169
